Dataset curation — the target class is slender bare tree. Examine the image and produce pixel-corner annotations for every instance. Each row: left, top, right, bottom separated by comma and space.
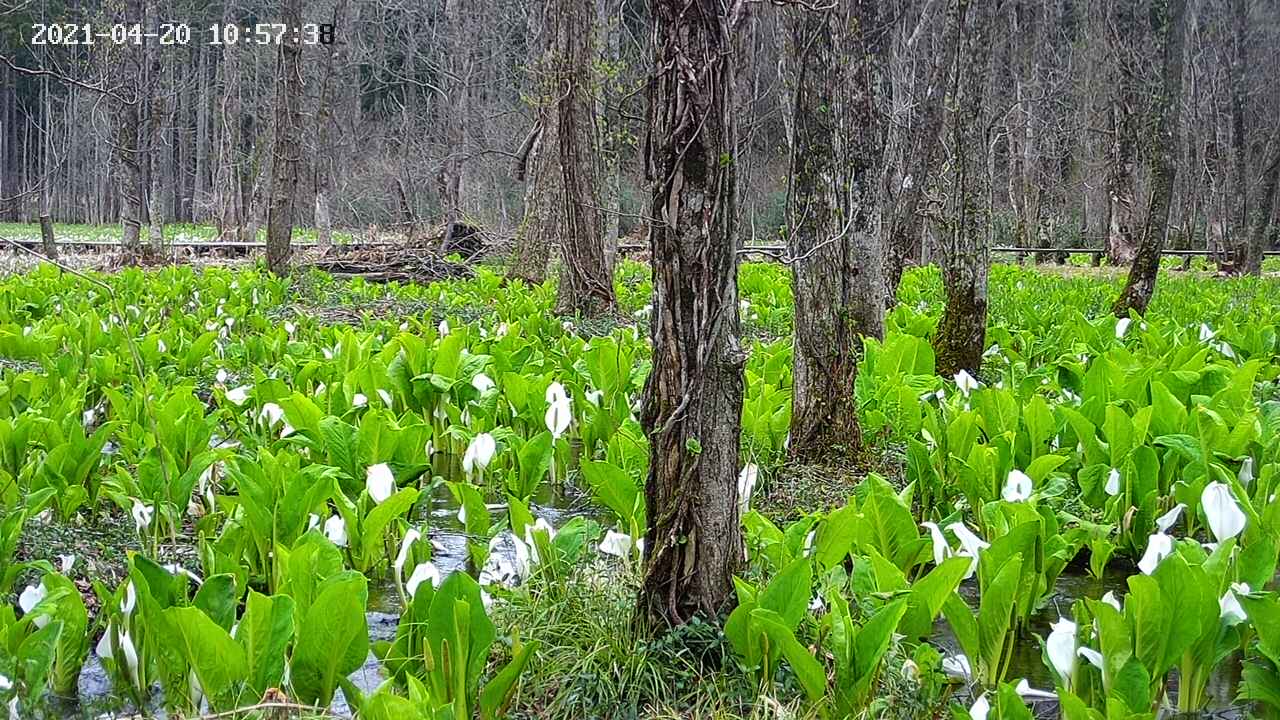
265, 0, 305, 274
785, 0, 885, 461
1114, 0, 1189, 317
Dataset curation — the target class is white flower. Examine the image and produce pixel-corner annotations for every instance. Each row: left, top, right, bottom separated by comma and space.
1046, 617, 1078, 688
1014, 678, 1056, 700
324, 514, 348, 547
1115, 317, 1132, 338
58, 554, 76, 573
122, 582, 136, 617
1199, 323, 1215, 342
471, 373, 495, 393
1201, 481, 1247, 542
1219, 582, 1249, 625
1077, 646, 1104, 669
983, 344, 1001, 358
922, 521, 950, 567
131, 499, 154, 532
585, 389, 603, 406
738, 464, 759, 515
463, 433, 497, 475
18, 584, 50, 628
394, 528, 421, 577
954, 370, 979, 397
1002, 469, 1033, 502
523, 517, 558, 564
0, 675, 10, 692
1105, 468, 1121, 496
1240, 457, 1255, 486
377, 389, 393, 407
225, 386, 251, 406
942, 653, 972, 680
352, 393, 368, 408
258, 402, 285, 427
366, 463, 396, 504
946, 522, 990, 579
969, 692, 990, 720
438, 319, 450, 335
545, 394, 572, 439
406, 562, 442, 598
599, 530, 636, 558
157, 338, 167, 353
1138, 532, 1173, 575
1217, 341, 1236, 359
1155, 503, 1186, 533
1101, 591, 1122, 611
284, 321, 296, 335
215, 368, 229, 384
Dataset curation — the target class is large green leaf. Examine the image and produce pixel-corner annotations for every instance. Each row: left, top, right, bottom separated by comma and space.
291, 571, 370, 707
164, 606, 248, 710
237, 591, 295, 698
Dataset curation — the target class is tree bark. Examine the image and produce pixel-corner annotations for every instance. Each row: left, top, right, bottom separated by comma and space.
785, 0, 885, 462
553, 0, 616, 316
113, 0, 144, 264
509, 4, 559, 285
265, 0, 305, 275
932, 0, 994, 378
1228, 0, 1258, 274
39, 214, 57, 260
1105, 2, 1140, 266
1113, 0, 1188, 317
1248, 143, 1280, 262
437, 0, 470, 250
639, 0, 747, 628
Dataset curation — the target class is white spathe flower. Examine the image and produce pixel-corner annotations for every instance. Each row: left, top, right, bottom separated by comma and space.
1115, 317, 1132, 338
131, 499, 154, 532
598, 530, 636, 558
1219, 582, 1250, 625
395, 528, 422, 577
438, 319, 450, 335
377, 389, 394, 407
122, 582, 137, 618
18, 584, 50, 628
406, 562, 442, 598
946, 522, 990, 579
942, 653, 972, 680
922, 521, 950, 567
284, 321, 296, 335
258, 402, 285, 427
472, 373, 495, 393
1046, 617, 1078, 688
1002, 469, 1033, 502
1240, 457, 1255, 486
215, 368, 229, 384
954, 369, 979, 397
585, 389, 603, 406
1199, 323, 1215, 342
225, 385, 251, 406
352, 393, 368, 408
1105, 467, 1121, 497
523, 517, 558, 564
1077, 646, 1104, 669
969, 692, 990, 720
324, 514, 348, 547
463, 433, 497, 475
58, 554, 76, 573
157, 338, 167, 353
1155, 503, 1186, 533
545, 395, 572, 439
1101, 591, 1122, 611
738, 464, 759, 516
1201, 481, 1247, 542
366, 463, 396, 504
1138, 532, 1173, 575
1014, 679, 1056, 700
0, 675, 10, 692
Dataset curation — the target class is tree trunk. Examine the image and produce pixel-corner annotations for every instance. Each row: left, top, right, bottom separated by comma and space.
38, 214, 57, 260
265, 0, 305, 275
639, 0, 747, 628
553, 0, 616, 316
1105, 3, 1140, 266
113, 2, 144, 263
785, 0, 885, 462
437, 0, 470, 250
1228, 0, 1258, 274
313, 0, 349, 248
883, 1, 956, 306
1248, 144, 1280, 262
932, 0, 994, 378
1113, 0, 1188, 317
146, 68, 167, 251
509, 4, 558, 285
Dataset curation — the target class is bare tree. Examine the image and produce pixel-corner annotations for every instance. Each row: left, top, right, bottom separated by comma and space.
509, 4, 560, 285
932, 0, 996, 376
785, 0, 885, 461
112, 0, 146, 262
265, 0, 305, 274
639, 0, 748, 627
1114, 0, 1188, 317
553, 0, 616, 315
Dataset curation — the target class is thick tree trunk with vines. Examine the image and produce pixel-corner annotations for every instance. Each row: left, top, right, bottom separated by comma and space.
1113, 0, 1187, 317
933, 0, 993, 378
638, 0, 747, 628
785, 0, 884, 462
265, 0, 304, 275
553, 0, 616, 316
